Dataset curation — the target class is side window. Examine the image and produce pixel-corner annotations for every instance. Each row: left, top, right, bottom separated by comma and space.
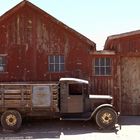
0, 55, 6, 72
94, 57, 112, 76
48, 55, 64, 72
69, 84, 82, 95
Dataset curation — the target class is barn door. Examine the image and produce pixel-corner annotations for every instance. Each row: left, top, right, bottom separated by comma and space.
121, 57, 140, 115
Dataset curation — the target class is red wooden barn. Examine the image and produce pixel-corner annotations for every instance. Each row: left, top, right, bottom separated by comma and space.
104, 30, 140, 115
1, 0, 140, 115
0, 0, 95, 82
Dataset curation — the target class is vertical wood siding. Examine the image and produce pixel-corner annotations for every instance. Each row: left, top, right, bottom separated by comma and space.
121, 57, 140, 115
0, 4, 94, 83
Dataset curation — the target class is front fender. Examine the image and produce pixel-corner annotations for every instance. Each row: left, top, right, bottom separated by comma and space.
89, 104, 115, 120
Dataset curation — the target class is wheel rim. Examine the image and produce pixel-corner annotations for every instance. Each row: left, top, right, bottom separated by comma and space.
101, 112, 113, 124
6, 114, 17, 126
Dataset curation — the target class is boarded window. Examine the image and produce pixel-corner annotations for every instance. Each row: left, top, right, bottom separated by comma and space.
48, 55, 64, 72
94, 58, 112, 76
0, 56, 6, 72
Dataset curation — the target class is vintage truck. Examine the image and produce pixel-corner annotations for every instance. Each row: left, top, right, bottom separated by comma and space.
0, 78, 118, 131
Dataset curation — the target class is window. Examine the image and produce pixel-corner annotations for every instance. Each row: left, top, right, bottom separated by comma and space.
94, 58, 112, 76
69, 84, 82, 95
48, 55, 64, 72
0, 56, 6, 72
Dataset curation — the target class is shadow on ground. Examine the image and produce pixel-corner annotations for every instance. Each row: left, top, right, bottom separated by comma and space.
0, 118, 118, 139
120, 116, 140, 125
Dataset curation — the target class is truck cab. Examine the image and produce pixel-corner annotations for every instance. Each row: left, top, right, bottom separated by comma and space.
59, 78, 88, 114
59, 78, 118, 129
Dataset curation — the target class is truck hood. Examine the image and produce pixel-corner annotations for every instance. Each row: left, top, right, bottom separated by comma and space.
89, 95, 112, 100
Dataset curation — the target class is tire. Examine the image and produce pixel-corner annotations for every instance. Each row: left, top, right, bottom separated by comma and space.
95, 107, 117, 129
1, 110, 22, 131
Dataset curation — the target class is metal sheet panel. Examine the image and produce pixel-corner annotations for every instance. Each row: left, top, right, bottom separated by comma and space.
32, 85, 51, 107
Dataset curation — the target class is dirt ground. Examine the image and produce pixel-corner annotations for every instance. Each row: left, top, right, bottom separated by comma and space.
0, 116, 140, 140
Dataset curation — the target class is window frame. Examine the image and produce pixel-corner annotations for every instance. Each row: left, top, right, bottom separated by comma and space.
94, 57, 112, 76
48, 55, 65, 73
0, 54, 7, 73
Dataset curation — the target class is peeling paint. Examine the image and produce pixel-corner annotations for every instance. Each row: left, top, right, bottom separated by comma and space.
17, 16, 20, 44
0, 0, 98, 115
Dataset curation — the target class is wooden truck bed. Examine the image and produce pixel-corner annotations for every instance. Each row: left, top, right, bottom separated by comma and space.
0, 83, 59, 113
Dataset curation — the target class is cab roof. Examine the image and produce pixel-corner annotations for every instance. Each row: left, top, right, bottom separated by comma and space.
59, 78, 89, 84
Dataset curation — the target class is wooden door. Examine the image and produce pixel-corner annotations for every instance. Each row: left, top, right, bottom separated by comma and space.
121, 57, 140, 115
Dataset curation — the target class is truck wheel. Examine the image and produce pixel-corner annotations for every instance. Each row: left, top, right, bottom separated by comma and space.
1, 110, 22, 131
95, 107, 117, 129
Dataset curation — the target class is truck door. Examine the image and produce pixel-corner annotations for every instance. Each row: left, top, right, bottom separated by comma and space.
60, 82, 84, 113
67, 83, 83, 113
60, 78, 89, 114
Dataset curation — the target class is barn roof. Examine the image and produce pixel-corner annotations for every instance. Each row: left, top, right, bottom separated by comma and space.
104, 30, 140, 50
0, 0, 96, 49
107, 30, 140, 40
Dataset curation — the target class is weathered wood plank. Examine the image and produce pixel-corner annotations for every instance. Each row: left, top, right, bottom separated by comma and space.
4, 94, 30, 99
4, 100, 31, 107
121, 57, 140, 115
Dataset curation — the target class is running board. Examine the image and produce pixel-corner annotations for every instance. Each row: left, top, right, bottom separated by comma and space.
60, 117, 89, 121
60, 112, 91, 121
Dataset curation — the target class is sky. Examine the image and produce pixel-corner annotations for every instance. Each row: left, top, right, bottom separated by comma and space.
0, 0, 140, 50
